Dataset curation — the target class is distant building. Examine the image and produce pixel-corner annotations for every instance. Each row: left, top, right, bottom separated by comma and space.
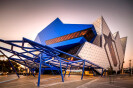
0, 55, 6, 61
35, 17, 127, 73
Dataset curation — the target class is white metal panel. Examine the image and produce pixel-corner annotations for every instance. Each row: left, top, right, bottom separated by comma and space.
115, 33, 124, 68
78, 42, 109, 70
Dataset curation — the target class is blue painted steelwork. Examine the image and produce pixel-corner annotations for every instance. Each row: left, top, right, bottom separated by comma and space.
101, 69, 104, 77
59, 59, 64, 82
64, 64, 68, 77
38, 54, 42, 87
92, 68, 95, 76
25, 67, 28, 76
0, 38, 104, 86
30, 68, 35, 77
68, 66, 72, 77
81, 60, 85, 80
8, 59, 20, 78
104, 69, 106, 76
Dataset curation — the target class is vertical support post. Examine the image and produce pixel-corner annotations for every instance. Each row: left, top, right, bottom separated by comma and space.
8, 59, 20, 78
64, 64, 68, 77
29, 68, 30, 75
60, 59, 64, 82
24, 67, 26, 76
22, 40, 24, 49
31, 68, 35, 77
92, 68, 95, 76
101, 69, 104, 77
129, 60, 132, 76
57, 69, 61, 74
68, 65, 72, 77
104, 69, 106, 76
25, 67, 28, 76
81, 60, 85, 80
37, 54, 42, 87
50, 68, 55, 75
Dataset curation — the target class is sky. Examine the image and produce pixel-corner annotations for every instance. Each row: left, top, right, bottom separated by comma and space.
0, 0, 133, 68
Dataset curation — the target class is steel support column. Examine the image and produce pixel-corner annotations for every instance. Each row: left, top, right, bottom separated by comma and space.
101, 69, 104, 77
81, 60, 85, 80
50, 68, 55, 75
104, 69, 106, 76
29, 68, 30, 75
37, 54, 42, 87
25, 67, 27, 76
25, 67, 28, 76
64, 64, 68, 77
57, 69, 61, 74
60, 59, 64, 82
30, 68, 35, 77
92, 68, 95, 76
68, 65, 72, 77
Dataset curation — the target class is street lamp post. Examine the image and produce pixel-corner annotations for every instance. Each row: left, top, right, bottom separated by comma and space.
129, 60, 132, 76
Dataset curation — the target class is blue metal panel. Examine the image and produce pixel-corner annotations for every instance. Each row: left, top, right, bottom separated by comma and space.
35, 18, 95, 46
34, 35, 41, 44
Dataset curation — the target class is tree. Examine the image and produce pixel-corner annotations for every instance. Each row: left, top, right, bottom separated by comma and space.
0, 60, 20, 73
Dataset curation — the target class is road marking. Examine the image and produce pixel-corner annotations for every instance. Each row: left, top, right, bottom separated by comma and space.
41, 77, 60, 82
40, 78, 94, 87
0, 78, 18, 84
76, 78, 99, 88
40, 79, 82, 87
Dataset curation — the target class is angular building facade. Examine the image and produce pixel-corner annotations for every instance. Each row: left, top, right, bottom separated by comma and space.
35, 17, 127, 73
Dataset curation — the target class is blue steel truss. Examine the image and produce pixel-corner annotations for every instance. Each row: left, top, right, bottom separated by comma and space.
0, 38, 104, 86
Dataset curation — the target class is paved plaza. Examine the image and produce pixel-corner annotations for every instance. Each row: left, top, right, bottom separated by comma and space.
0, 74, 133, 88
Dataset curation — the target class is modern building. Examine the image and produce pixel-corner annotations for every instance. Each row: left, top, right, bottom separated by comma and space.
0, 16, 128, 86
35, 16, 127, 73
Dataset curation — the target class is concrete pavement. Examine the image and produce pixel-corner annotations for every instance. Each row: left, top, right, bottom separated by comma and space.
0, 74, 133, 88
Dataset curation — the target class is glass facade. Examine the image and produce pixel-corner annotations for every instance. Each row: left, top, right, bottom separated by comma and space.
84, 29, 95, 42
59, 44, 82, 61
